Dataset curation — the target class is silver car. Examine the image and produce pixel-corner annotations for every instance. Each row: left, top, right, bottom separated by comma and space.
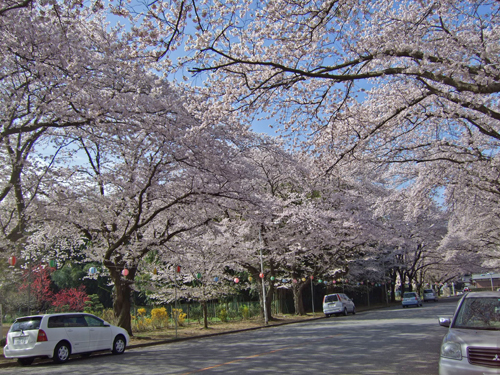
423, 289, 438, 302
438, 291, 500, 375
322, 293, 356, 317
402, 292, 422, 308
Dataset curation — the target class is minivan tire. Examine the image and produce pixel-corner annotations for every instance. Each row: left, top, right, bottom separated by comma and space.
352, 307, 356, 315
343, 307, 348, 316
53, 341, 71, 363
112, 335, 126, 355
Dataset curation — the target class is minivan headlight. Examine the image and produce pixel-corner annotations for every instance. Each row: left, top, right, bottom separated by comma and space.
441, 341, 462, 360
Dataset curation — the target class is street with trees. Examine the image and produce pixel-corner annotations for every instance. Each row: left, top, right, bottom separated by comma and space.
1, 0, 498, 333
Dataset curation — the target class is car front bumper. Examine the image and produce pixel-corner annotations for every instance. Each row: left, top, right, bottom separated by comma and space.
439, 356, 500, 375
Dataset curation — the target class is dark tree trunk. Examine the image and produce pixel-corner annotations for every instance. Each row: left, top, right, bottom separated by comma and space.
390, 272, 397, 302
292, 282, 307, 315
106, 261, 135, 336
202, 301, 208, 329
265, 279, 276, 321
399, 270, 407, 295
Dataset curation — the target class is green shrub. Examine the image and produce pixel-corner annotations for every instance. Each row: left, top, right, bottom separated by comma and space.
249, 303, 261, 318
227, 307, 238, 320
189, 305, 203, 323
240, 305, 250, 319
218, 308, 228, 322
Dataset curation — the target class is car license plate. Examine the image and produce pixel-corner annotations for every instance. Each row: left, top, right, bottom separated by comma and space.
14, 336, 28, 345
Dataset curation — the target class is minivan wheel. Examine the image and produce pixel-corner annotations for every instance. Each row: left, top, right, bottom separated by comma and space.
53, 342, 70, 364
17, 358, 34, 366
112, 335, 126, 355
352, 307, 356, 315
343, 307, 348, 316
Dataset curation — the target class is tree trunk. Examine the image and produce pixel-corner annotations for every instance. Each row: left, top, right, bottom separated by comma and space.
112, 276, 133, 336
201, 301, 208, 329
265, 280, 275, 321
292, 282, 307, 315
390, 272, 397, 303
398, 270, 407, 295
107, 262, 135, 336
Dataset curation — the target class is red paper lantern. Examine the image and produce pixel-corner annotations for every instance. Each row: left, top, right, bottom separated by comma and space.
310, 275, 314, 280
122, 268, 129, 276
332, 280, 336, 284
8, 256, 16, 266
176, 265, 181, 273
234, 278, 239, 283
259, 272, 264, 279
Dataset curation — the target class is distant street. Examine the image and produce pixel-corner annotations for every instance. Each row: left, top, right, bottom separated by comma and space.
3, 298, 459, 375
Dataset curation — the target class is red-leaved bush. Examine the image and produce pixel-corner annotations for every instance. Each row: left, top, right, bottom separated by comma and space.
52, 285, 90, 312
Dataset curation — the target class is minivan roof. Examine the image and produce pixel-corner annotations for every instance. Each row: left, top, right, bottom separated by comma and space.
463, 291, 500, 298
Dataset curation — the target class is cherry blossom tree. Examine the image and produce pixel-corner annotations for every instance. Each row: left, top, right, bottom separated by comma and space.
0, 0, 159, 249
1, 0, 258, 335
40, 105, 261, 334
146, 223, 247, 329
432, 158, 500, 272
169, 0, 499, 168
114, 0, 499, 271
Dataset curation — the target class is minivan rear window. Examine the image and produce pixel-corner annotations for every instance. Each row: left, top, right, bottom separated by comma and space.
324, 295, 339, 302
403, 292, 416, 298
10, 317, 42, 332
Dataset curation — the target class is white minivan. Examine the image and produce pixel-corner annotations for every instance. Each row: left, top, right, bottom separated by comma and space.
4, 313, 129, 365
323, 293, 356, 317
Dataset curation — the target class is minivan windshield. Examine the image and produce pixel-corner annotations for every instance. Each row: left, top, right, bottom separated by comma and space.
10, 317, 42, 332
454, 297, 500, 330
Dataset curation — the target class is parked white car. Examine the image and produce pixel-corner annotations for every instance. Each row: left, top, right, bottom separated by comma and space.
322, 293, 356, 317
4, 313, 129, 365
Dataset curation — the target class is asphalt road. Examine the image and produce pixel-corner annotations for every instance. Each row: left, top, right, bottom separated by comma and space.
2, 298, 459, 375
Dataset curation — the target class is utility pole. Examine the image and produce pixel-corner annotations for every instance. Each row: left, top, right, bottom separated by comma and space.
310, 276, 315, 316
259, 228, 268, 326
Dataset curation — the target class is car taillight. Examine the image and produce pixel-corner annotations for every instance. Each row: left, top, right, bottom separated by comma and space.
37, 329, 48, 342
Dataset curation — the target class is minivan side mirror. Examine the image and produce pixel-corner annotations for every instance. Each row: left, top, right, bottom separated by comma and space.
438, 317, 451, 327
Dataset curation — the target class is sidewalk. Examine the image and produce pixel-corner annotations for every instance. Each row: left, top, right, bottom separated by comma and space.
0, 302, 401, 368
